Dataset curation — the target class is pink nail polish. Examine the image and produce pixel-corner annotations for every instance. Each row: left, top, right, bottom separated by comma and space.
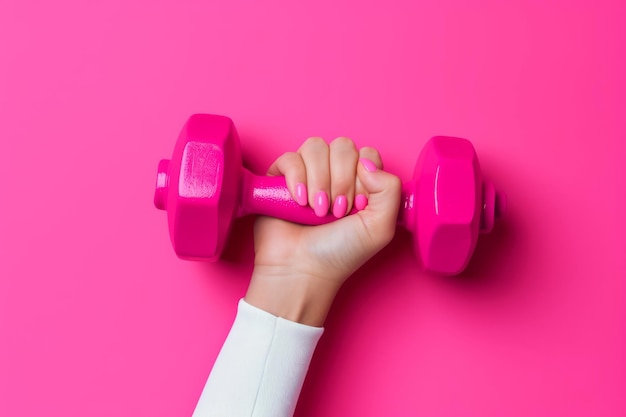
332, 195, 347, 218
355, 194, 368, 211
296, 183, 308, 206
314, 191, 329, 217
360, 158, 377, 172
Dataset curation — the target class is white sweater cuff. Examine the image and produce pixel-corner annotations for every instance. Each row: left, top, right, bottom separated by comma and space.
192, 299, 324, 417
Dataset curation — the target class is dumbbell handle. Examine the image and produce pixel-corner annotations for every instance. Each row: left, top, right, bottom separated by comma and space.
238, 168, 361, 224
238, 168, 505, 233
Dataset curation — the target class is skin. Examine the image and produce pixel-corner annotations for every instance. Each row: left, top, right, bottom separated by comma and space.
245, 137, 402, 327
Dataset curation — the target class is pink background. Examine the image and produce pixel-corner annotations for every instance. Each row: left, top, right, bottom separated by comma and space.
1, 0, 625, 416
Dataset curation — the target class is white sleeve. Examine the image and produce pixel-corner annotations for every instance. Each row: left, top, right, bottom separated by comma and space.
192, 298, 324, 417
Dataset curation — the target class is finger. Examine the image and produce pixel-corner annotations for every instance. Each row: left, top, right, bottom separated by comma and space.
354, 147, 383, 211
267, 151, 308, 206
298, 137, 330, 216
356, 161, 402, 247
329, 137, 359, 218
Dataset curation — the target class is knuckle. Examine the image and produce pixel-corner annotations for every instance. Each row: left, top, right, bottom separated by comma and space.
284, 151, 299, 158
360, 146, 382, 169
331, 137, 359, 162
302, 136, 327, 149
331, 136, 355, 148
277, 152, 300, 169
282, 151, 300, 164
359, 146, 380, 158
390, 175, 402, 190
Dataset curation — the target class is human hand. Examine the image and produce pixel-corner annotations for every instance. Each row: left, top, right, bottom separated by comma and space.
244, 137, 401, 326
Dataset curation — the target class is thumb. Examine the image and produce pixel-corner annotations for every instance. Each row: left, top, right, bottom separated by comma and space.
356, 159, 402, 247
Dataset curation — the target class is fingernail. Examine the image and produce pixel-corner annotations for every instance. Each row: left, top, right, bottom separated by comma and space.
355, 194, 368, 211
332, 195, 347, 218
296, 183, 308, 206
360, 158, 377, 172
314, 191, 329, 217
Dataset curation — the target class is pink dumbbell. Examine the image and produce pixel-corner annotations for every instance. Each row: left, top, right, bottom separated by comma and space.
154, 114, 506, 275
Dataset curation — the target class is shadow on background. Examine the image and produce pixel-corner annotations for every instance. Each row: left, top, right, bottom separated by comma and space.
219, 215, 257, 265
458, 216, 516, 284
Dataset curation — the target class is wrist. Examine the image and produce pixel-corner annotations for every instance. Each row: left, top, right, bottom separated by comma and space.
244, 266, 341, 327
